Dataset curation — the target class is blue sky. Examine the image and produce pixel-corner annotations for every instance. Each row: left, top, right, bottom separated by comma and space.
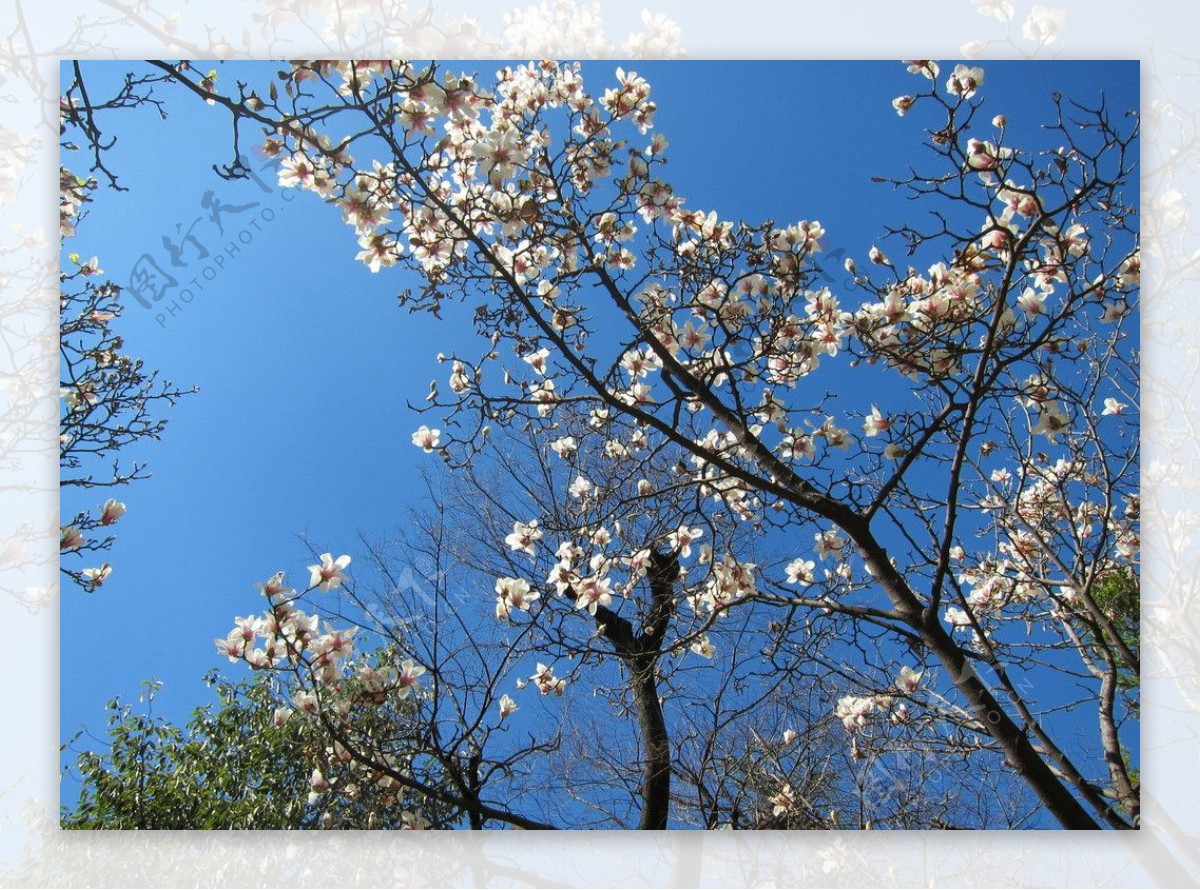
60, 60, 1139, 821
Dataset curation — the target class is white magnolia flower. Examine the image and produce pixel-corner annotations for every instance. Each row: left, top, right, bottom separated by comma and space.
308, 553, 352, 591
411, 425, 441, 452
505, 520, 543, 556
895, 666, 923, 693
784, 558, 816, 585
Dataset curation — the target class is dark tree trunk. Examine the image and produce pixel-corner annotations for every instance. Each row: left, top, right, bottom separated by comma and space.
591, 550, 679, 830
629, 653, 670, 830
844, 515, 1105, 830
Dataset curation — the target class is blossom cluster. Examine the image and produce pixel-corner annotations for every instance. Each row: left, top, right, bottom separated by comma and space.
947, 453, 1139, 639
59, 165, 92, 238
215, 557, 428, 712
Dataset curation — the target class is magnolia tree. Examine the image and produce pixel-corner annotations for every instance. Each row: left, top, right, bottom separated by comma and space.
58, 175, 195, 591
146, 59, 1137, 829
59, 67, 196, 591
